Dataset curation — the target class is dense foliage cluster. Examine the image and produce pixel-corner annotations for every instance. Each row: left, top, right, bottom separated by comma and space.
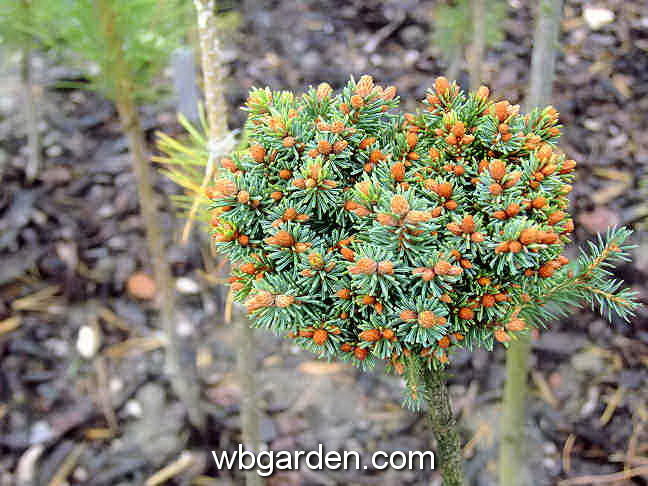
205, 75, 637, 406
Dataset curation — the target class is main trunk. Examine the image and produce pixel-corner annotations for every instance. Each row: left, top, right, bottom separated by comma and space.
421, 368, 464, 486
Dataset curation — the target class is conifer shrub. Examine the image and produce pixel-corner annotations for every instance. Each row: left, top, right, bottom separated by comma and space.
199, 75, 638, 408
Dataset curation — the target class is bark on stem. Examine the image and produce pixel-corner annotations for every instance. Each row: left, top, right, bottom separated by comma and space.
421, 368, 464, 486
499, 1, 562, 485
95, 0, 205, 430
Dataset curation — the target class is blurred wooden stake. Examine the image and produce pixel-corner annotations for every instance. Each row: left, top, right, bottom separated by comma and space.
468, 0, 486, 90
21, 0, 41, 183
500, 1, 564, 485
193, 5, 262, 484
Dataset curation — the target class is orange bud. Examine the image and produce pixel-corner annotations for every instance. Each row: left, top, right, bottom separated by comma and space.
354, 347, 368, 360
250, 144, 266, 163
494, 328, 510, 343
313, 329, 328, 345
359, 329, 381, 342
458, 308, 475, 320
390, 194, 410, 216
316, 82, 332, 100
434, 76, 450, 95
406, 132, 418, 149
461, 215, 476, 234
350, 95, 364, 109
452, 122, 465, 138
482, 294, 496, 307
400, 310, 418, 321
336, 288, 351, 300
359, 137, 376, 150
274, 230, 294, 247
490, 183, 503, 195
436, 182, 453, 199
494, 101, 510, 122
333, 140, 348, 153
506, 203, 520, 217
532, 197, 547, 209
519, 228, 538, 246
509, 241, 522, 253
391, 162, 406, 182
377, 261, 394, 275
506, 318, 526, 332
476, 85, 489, 100
489, 159, 507, 181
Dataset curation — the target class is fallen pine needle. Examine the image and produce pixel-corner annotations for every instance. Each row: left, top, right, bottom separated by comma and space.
84, 427, 114, 440
562, 433, 576, 473
47, 443, 85, 486
94, 357, 118, 432
98, 306, 133, 333
11, 285, 60, 312
0, 316, 21, 336
225, 286, 233, 324
599, 386, 623, 427
145, 451, 195, 486
558, 464, 648, 485
463, 422, 493, 458
104, 336, 164, 358
531, 370, 559, 408
192, 476, 219, 485
181, 152, 215, 244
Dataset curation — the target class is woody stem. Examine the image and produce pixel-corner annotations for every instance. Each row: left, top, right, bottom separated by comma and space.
421, 368, 464, 486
